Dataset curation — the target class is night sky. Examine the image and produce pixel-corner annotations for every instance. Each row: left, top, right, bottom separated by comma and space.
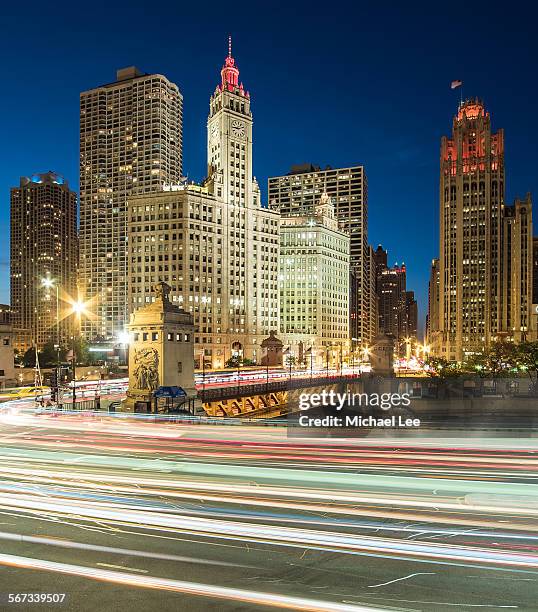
2, 1, 537, 332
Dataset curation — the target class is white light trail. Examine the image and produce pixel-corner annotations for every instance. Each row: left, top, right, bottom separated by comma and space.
0, 553, 378, 611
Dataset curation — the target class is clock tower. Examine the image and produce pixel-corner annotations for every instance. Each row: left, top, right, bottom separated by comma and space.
207, 37, 255, 208
203, 39, 279, 365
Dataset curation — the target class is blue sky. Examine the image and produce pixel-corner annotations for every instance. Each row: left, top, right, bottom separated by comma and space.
2, 1, 537, 331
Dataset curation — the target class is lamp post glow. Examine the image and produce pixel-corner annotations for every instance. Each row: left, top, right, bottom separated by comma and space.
69, 299, 90, 404
41, 276, 60, 365
117, 331, 131, 346
117, 331, 130, 367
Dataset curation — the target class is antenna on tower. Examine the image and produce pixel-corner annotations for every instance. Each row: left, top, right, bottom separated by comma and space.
228, 35, 232, 58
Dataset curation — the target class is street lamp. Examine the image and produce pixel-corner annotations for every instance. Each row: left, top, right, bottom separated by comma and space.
117, 330, 130, 366
69, 299, 90, 404
307, 346, 314, 380
200, 349, 206, 392
41, 276, 60, 366
361, 345, 371, 372
283, 347, 292, 380
351, 337, 359, 375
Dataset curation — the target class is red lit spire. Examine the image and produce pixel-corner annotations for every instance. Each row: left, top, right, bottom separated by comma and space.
221, 35, 239, 89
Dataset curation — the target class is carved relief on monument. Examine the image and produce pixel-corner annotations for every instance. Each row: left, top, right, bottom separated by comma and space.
133, 347, 160, 390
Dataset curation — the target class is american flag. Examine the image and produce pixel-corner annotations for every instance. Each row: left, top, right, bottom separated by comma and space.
451, 80, 463, 89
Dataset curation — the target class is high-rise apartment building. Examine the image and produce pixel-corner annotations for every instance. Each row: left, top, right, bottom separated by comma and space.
373, 244, 388, 283
374, 244, 419, 352
435, 99, 535, 359
268, 163, 374, 345
279, 194, 349, 367
377, 264, 406, 338
10, 173, 78, 351
127, 42, 280, 368
402, 290, 418, 339
80, 66, 183, 340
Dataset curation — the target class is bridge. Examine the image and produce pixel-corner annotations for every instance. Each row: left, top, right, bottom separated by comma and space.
198, 374, 359, 418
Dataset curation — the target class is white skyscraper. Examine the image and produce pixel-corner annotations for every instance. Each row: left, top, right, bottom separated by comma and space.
127, 41, 280, 367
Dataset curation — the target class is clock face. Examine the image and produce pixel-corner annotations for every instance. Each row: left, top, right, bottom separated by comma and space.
231, 120, 245, 138
210, 124, 219, 140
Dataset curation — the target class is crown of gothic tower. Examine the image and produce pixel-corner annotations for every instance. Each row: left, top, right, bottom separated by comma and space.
218, 36, 249, 97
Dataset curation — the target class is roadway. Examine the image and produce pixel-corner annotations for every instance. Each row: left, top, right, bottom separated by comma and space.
0, 413, 537, 611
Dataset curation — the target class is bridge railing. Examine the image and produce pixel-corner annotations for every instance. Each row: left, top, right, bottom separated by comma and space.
199, 373, 361, 402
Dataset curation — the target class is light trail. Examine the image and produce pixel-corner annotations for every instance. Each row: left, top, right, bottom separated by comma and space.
2, 492, 538, 568
0, 553, 377, 611
1, 419, 538, 609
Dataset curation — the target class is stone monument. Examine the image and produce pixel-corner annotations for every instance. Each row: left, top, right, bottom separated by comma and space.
122, 281, 196, 413
370, 332, 395, 377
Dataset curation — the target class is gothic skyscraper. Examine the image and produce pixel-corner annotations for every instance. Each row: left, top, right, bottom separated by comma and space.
432, 100, 535, 359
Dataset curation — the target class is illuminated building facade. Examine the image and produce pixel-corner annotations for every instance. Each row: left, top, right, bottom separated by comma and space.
279, 194, 349, 368
502, 195, 534, 342
268, 163, 374, 345
374, 245, 418, 352
435, 100, 535, 359
426, 258, 440, 346
377, 264, 406, 339
402, 291, 418, 339
533, 236, 538, 306
80, 67, 183, 340
0, 305, 15, 386
10, 173, 78, 351
367, 246, 378, 345
127, 42, 280, 368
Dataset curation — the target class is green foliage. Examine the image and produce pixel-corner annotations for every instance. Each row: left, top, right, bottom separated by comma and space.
22, 347, 37, 368
224, 356, 257, 369
39, 341, 61, 367
71, 337, 90, 365
224, 356, 242, 369
424, 357, 463, 379
21, 338, 91, 368
515, 342, 538, 383
425, 341, 538, 384
465, 342, 517, 378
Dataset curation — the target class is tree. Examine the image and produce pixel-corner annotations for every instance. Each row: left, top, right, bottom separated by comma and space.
285, 355, 297, 367
225, 356, 241, 369
39, 341, 59, 367
22, 347, 37, 368
224, 356, 256, 369
424, 357, 462, 380
465, 342, 517, 379
71, 337, 90, 365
